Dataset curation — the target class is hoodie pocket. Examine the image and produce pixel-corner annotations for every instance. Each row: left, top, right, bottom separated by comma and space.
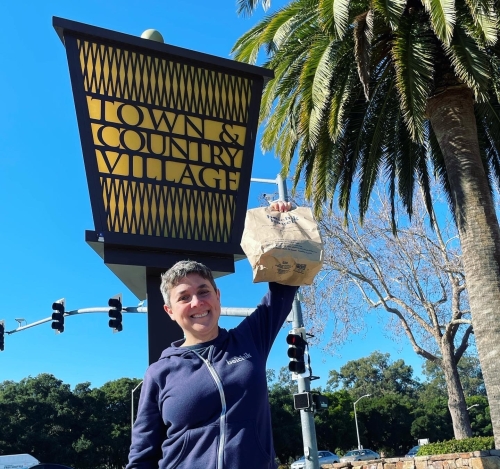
224, 420, 272, 469
167, 424, 219, 469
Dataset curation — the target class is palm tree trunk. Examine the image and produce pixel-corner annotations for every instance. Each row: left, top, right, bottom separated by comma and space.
440, 336, 473, 438
427, 85, 500, 448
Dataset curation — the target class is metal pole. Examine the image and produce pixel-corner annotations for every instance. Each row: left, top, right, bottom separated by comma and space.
131, 381, 143, 440
354, 402, 361, 450
275, 175, 319, 469
292, 298, 320, 469
353, 394, 371, 450
276, 173, 287, 202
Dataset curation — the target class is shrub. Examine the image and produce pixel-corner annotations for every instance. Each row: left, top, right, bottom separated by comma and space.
417, 436, 495, 455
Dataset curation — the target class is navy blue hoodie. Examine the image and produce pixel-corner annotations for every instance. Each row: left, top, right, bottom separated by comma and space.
127, 282, 298, 469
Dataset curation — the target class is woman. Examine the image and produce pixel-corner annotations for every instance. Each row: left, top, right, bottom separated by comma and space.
127, 201, 297, 469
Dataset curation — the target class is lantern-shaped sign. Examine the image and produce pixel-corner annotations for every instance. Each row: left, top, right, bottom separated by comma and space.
54, 17, 273, 300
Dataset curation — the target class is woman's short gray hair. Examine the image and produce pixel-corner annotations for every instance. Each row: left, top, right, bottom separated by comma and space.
160, 260, 217, 307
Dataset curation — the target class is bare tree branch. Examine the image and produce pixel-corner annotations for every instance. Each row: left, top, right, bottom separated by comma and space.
297, 186, 473, 437
455, 325, 474, 362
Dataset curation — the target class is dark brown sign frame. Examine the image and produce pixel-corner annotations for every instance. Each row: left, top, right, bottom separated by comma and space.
54, 17, 273, 361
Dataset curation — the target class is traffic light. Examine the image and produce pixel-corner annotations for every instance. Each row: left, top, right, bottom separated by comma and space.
51, 299, 65, 333
108, 294, 123, 332
293, 392, 329, 412
286, 327, 307, 375
293, 392, 313, 411
0, 320, 5, 351
312, 393, 329, 411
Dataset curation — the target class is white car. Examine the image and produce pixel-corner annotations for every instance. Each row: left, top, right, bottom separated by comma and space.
291, 450, 340, 469
0, 453, 40, 469
340, 449, 380, 462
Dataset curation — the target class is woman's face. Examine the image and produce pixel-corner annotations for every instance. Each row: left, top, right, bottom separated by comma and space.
164, 273, 221, 346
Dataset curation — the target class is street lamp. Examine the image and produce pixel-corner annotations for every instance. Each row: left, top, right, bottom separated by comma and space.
467, 404, 479, 411
354, 394, 371, 450
131, 381, 144, 440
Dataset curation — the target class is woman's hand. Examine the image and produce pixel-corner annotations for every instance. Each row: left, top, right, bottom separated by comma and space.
269, 200, 292, 212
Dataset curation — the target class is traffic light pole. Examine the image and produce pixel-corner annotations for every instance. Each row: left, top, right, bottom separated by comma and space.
252, 174, 320, 469
3, 306, 258, 336
291, 297, 320, 469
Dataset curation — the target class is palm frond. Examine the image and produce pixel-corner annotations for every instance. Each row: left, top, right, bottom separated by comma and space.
368, 16, 396, 71
358, 69, 398, 217
336, 117, 363, 220
333, 0, 352, 38
311, 131, 341, 213
443, 24, 491, 101
371, 0, 406, 29
319, 0, 337, 34
354, 10, 373, 100
381, 103, 418, 228
312, 40, 337, 109
309, 38, 338, 146
395, 118, 427, 218
490, 55, 500, 103
473, 105, 497, 203
427, 124, 455, 224
232, 0, 309, 63
236, 0, 271, 17
328, 36, 359, 141
231, 15, 275, 64
322, 86, 367, 219
421, 0, 456, 45
273, 6, 319, 47
292, 33, 330, 146
258, 35, 311, 123
391, 13, 435, 144
476, 100, 500, 190
261, 91, 298, 152
415, 137, 435, 230
458, 0, 497, 45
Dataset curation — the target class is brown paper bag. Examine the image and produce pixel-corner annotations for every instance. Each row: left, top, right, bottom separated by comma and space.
240, 206, 324, 285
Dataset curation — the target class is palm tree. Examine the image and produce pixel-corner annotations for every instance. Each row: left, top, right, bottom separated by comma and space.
232, 0, 500, 445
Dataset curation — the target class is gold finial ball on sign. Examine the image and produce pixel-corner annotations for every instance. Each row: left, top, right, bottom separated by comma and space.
141, 29, 164, 43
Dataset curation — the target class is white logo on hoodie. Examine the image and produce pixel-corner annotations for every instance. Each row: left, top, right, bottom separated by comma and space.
226, 352, 252, 365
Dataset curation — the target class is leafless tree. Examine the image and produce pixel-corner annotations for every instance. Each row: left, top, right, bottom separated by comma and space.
299, 189, 475, 439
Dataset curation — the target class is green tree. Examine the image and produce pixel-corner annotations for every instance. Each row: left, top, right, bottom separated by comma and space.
362, 394, 415, 456
420, 356, 492, 437
422, 354, 486, 398
70, 382, 104, 469
268, 384, 302, 463
267, 367, 302, 463
96, 378, 142, 469
267, 370, 357, 460
411, 395, 454, 443
466, 395, 492, 437
233, 0, 500, 446
326, 352, 420, 398
325, 353, 419, 453
314, 390, 357, 453
0, 374, 142, 469
0, 374, 81, 465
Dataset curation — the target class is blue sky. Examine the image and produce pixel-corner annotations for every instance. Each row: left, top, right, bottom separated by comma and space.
0, 0, 425, 390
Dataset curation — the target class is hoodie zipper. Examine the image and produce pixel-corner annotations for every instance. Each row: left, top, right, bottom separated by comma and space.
193, 349, 226, 469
